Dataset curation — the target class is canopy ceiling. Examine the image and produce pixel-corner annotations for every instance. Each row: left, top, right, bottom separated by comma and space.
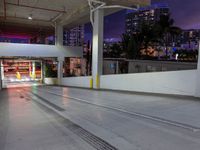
0, 0, 150, 28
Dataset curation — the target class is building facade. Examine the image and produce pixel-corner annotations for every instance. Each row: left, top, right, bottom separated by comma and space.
64, 25, 84, 46
179, 29, 200, 49
126, 3, 169, 34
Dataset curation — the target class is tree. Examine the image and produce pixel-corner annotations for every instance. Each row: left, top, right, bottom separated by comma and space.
109, 43, 122, 58
120, 15, 182, 60
156, 15, 182, 58
121, 33, 141, 59
121, 33, 131, 58
139, 23, 158, 55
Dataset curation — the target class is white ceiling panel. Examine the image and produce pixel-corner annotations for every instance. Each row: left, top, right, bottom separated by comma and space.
0, 0, 150, 27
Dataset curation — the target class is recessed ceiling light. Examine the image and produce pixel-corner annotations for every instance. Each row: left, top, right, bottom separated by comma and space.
28, 14, 32, 20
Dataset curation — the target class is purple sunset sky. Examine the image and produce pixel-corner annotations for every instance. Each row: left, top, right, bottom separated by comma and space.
153, 0, 200, 29
84, 0, 200, 42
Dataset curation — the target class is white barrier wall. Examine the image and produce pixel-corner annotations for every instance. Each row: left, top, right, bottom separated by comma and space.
0, 73, 2, 90
100, 70, 197, 96
0, 43, 82, 57
61, 76, 92, 88
44, 78, 58, 85
195, 45, 200, 97
196, 71, 200, 97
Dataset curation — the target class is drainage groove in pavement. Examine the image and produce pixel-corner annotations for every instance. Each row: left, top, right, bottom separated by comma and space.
31, 92, 118, 150
32, 93, 65, 111
37, 88, 200, 132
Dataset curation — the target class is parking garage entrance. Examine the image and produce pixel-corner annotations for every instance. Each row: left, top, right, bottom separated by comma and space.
0, 58, 43, 88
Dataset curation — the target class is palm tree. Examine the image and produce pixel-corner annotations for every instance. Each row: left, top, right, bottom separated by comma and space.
109, 43, 122, 58
156, 15, 182, 58
121, 33, 130, 58
139, 23, 159, 56
121, 33, 141, 59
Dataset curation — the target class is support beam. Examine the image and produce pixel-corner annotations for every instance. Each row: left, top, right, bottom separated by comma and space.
41, 61, 46, 84
92, 9, 104, 89
0, 60, 3, 90
55, 23, 63, 46
29, 62, 32, 78
57, 57, 64, 85
1, 60, 4, 81
32, 61, 36, 80
40, 61, 43, 83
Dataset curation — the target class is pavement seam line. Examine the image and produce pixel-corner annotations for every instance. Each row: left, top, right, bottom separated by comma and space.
29, 91, 119, 150
39, 88, 200, 133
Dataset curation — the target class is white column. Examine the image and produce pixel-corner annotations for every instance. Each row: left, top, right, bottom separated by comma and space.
57, 57, 64, 85
1, 60, 4, 80
40, 61, 43, 82
32, 61, 36, 80
42, 61, 46, 83
92, 9, 104, 89
0, 60, 3, 90
55, 23, 63, 46
195, 41, 200, 97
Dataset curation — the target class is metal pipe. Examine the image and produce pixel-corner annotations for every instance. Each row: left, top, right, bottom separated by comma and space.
91, 3, 106, 12
88, 0, 94, 27
51, 13, 63, 22
101, 5, 138, 10
6, 2, 66, 13
88, 0, 106, 27
88, 0, 139, 28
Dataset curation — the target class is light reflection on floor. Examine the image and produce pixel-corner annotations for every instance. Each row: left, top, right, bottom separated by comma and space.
2, 81, 43, 88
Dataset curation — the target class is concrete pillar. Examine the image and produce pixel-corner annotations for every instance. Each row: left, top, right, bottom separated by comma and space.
32, 61, 36, 80
195, 42, 200, 97
92, 9, 104, 89
42, 61, 46, 84
29, 62, 32, 79
0, 60, 3, 90
57, 57, 64, 85
40, 61, 43, 82
55, 23, 63, 46
1, 60, 4, 80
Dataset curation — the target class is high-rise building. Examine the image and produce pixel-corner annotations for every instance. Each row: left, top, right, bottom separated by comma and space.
180, 29, 200, 44
126, 3, 169, 34
176, 29, 200, 49
64, 25, 84, 46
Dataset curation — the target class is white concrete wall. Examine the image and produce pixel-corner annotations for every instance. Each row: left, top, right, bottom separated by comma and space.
0, 61, 2, 90
61, 76, 92, 88
0, 68, 1, 90
100, 70, 197, 96
44, 78, 58, 85
0, 43, 82, 57
195, 70, 200, 97
195, 45, 200, 97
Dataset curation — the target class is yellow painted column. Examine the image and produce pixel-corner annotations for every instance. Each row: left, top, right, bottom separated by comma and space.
92, 9, 104, 89
90, 78, 93, 89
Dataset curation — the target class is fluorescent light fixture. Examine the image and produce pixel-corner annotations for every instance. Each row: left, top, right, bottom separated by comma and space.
28, 14, 32, 20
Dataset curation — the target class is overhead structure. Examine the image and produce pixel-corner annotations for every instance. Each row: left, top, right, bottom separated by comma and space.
0, 0, 150, 28
86, 0, 149, 88
0, 0, 150, 89
87, 0, 139, 27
